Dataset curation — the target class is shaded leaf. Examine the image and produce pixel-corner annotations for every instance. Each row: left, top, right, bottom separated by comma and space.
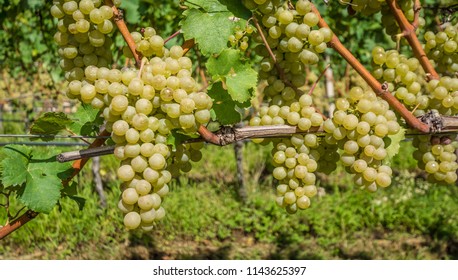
30, 112, 72, 135
120, 0, 140, 24
206, 49, 257, 103
69, 103, 103, 136
208, 82, 241, 125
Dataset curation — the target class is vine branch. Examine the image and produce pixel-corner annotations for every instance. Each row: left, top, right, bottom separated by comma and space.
57, 113, 458, 162
310, 4, 430, 133
385, 0, 439, 80
0, 210, 39, 240
105, 0, 142, 67
412, 0, 422, 30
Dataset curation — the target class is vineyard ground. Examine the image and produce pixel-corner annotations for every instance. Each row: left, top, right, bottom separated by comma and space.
1, 142, 458, 260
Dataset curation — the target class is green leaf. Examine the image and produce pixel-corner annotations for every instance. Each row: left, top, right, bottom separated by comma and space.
181, 8, 236, 56
0, 145, 31, 187
30, 112, 72, 135
69, 103, 103, 136
206, 49, 257, 103
386, 128, 406, 161
120, 0, 140, 24
167, 130, 199, 151
208, 82, 241, 125
1, 145, 73, 213
184, 0, 251, 19
62, 181, 78, 197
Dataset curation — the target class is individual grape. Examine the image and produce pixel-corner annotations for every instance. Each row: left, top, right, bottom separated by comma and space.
124, 212, 141, 230
412, 134, 458, 184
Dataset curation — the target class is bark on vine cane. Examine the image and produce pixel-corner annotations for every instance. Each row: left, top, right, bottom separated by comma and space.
385, 0, 440, 81
0, 210, 38, 240
310, 4, 431, 133
105, 0, 142, 67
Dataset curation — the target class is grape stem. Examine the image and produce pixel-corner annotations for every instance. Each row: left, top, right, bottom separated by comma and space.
310, 4, 430, 133
412, 0, 422, 30
252, 16, 289, 85
164, 30, 182, 43
385, 0, 439, 80
308, 64, 331, 96
105, 0, 142, 67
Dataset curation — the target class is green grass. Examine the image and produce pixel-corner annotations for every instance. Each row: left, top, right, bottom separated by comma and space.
1, 142, 458, 259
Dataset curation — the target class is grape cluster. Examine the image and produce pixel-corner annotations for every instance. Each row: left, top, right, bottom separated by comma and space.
250, 94, 323, 129
413, 133, 458, 184
106, 50, 212, 230
52, 1, 213, 230
249, 92, 331, 213
338, 0, 384, 16
271, 137, 320, 214
371, 47, 430, 116
324, 87, 400, 191
124, 27, 166, 58
425, 76, 458, 115
51, 0, 119, 81
228, 24, 254, 52
244, 0, 333, 89
242, 0, 336, 213
424, 24, 458, 74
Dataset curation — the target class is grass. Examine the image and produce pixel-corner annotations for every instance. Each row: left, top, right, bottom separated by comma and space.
1, 142, 458, 259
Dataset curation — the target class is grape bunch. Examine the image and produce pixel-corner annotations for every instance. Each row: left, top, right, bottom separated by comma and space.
228, 24, 254, 52
51, 0, 120, 82
424, 76, 458, 116
52, 0, 213, 230
249, 92, 332, 213
323, 87, 400, 192
412, 133, 458, 184
271, 136, 320, 214
424, 24, 458, 74
338, 0, 384, 16
244, 0, 333, 89
124, 27, 167, 58
104, 51, 212, 230
371, 47, 430, 116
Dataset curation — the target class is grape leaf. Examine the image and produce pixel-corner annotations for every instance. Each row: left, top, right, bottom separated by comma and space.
184, 0, 251, 19
206, 49, 257, 103
181, 8, 236, 56
69, 103, 103, 136
208, 82, 241, 125
386, 127, 406, 161
30, 112, 72, 135
0, 145, 31, 188
1, 145, 73, 213
62, 182, 86, 211
166, 130, 199, 151
120, 0, 140, 24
